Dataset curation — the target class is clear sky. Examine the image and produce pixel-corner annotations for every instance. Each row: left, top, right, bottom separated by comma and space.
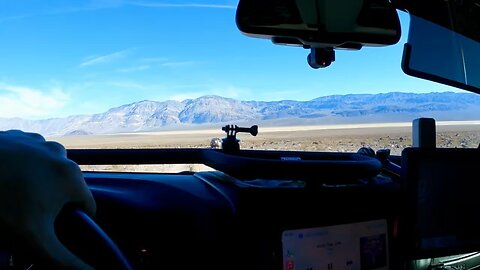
0, 0, 459, 119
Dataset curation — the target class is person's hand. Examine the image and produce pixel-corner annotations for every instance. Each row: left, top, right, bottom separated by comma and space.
0, 130, 95, 269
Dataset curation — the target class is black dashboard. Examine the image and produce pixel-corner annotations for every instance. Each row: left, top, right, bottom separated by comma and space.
80, 168, 403, 270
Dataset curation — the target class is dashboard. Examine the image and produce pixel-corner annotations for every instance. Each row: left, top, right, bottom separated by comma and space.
79, 169, 402, 270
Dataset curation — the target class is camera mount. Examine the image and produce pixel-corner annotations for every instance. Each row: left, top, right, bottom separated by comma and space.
221, 124, 258, 153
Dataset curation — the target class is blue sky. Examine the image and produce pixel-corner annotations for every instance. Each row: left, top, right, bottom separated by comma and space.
0, 0, 459, 119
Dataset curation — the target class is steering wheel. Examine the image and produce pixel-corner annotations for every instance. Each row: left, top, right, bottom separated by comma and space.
54, 209, 134, 270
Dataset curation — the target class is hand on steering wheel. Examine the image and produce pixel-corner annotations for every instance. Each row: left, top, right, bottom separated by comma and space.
0, 130, 95, 269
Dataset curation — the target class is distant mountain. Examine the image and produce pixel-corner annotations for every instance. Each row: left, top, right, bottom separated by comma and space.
0, 92, 479, 136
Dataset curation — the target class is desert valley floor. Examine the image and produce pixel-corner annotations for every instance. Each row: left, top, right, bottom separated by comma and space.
52, 121, 480, 173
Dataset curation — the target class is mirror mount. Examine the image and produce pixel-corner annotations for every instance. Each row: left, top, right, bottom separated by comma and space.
307, 48, 335, 69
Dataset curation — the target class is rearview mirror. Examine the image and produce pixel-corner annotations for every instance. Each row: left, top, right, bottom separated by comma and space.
236, 0, 401, 67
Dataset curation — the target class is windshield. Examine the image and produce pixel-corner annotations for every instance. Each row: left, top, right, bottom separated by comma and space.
0, 1, 479, 172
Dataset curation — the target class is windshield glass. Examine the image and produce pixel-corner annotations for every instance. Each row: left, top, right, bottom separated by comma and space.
0, 1, 479, 172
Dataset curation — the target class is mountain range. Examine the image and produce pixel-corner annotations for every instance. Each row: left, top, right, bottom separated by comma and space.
1, 92, 479, 136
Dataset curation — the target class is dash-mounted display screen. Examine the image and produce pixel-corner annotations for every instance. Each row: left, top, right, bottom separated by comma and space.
282, 219, 389, 270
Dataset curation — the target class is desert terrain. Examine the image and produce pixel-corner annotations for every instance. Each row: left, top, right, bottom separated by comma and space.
51, 121, 480, 173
